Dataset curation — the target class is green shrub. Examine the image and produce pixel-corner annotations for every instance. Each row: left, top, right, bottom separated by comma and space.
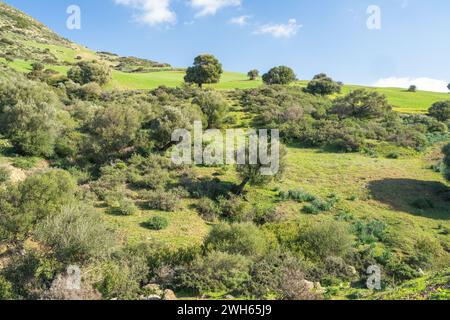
204, 223, 269, 258
298, 220, 353, 261
196, 197, 220, 222
279, 189, 316, 202
142, 216, 169, 231
0, 167, 10, 184
95, 249, 148, 300
11, 157, 38, 169
67, 61, 112, 85
302, 196, 338, 214
178, 251, 252, 295
145, 189, 183, 212
353, 220, 388, 244
114, 198, 138, 216
429, 101, 450, 122
35, 204, 116, 263
217, 194, 251, 222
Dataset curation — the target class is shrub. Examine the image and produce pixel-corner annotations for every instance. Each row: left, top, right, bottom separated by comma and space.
192, 90, 229, 129
35, 204, 116, 263
196, 197, 220, 222
302, 196, 338, 214
145, 189, 183, 212
204, 223, 269, 258
142, 216, 169, 231
279, 189, 316, 202
0, 167, 10, 184
178, 251, 252, 295
331, 89, 392, 119
353, 220, 388, 244
429, 101, 450, 122
298, 220, 353, 261
306, 73, 342, 96
248, 250, 316, 300
67, 61, 111, 85
217, 194, 251, 222
114, 198, 139, 216
11, 157, 38, 169
95, 249, 148, 300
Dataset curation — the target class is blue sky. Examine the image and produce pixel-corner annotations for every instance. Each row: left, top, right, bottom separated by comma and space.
3, 0, 450, 91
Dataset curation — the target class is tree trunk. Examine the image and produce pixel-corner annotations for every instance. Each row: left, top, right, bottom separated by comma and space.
234, 177, 250, 195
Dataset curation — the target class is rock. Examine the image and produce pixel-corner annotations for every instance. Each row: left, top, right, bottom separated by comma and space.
224, 295, 235, 300
146, 295, 162, 300
302, 280, 315, 291
347, 266, 358, 276
314, 282, 326, 294
163, 289, 177, 300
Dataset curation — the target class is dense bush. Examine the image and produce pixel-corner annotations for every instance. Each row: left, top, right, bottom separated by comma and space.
144, 189, 184, 212
0, 170, 77, 240
67, 61, 111, 85
306, 73, 342, 96
0, 167, 10, 184
142, 216, 170, 231
178, 251, 252, 295
95, 249, 148, 300
88, 103, 141, 162
35, 204, 117, 263
429, 101, 450, 122
0, 75, 62, 157
204, 223, 269, 258
192, 90, 228, 129
331, 89, 392, 119
248, 250, 316, 300
196, 197, 220, 222
297, 220, 353, 261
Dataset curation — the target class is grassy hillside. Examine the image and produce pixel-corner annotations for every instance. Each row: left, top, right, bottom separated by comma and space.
1, 1, 449, 113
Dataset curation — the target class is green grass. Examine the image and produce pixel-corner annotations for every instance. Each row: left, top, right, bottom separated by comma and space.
107, 70, 263, 91
3, 53, 450, 113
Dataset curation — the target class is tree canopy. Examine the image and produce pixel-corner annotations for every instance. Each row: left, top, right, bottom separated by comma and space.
184, 54, 223, 87
262, 66, 296, 85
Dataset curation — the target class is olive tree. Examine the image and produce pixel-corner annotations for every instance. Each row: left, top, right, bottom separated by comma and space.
184, 54, 223, 88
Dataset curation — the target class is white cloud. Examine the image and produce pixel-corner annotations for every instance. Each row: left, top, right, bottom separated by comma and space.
254, 19, 301, 38
229, 15, 251, 26
189, 0, 242, 17
374, 77, 449, 93
115, 0, 176, 26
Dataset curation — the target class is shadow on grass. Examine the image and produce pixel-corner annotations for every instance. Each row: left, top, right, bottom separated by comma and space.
368, 179, 450, 220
